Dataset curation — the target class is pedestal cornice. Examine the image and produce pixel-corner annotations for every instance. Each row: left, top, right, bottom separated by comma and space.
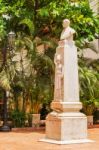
51, 101, 82, 112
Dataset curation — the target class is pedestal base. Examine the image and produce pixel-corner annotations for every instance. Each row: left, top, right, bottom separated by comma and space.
45, 111, 88, 141
40, 138, 93, 145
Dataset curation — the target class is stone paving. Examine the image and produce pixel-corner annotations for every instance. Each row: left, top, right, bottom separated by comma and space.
0, 128, 99, 150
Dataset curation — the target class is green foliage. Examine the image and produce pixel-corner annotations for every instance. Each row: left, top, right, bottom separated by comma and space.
0, 0, 98, 42
82, 99, 99, 115
19, 19, 35, 35
0, 0, 98, 120
79, 66, 98, 100
10, 109, 26, 127
0, 52, 17, 90
0, 70, 10, 90
0, 17, 6, 39
79, 60, 99, 115
89, 59, 99, 72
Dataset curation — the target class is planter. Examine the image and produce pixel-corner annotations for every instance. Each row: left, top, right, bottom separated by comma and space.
0, 121, 3, 126
94, 109, 99, 124
32, 114, 40, 128
87, 115, 93, 126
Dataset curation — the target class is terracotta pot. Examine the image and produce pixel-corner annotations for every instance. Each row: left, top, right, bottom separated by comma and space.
87, 115, 93, 126
32, 114, 40, 127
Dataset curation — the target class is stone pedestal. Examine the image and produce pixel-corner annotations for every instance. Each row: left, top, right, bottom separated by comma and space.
40, 111, 92, 144
46, 112, 87, 141
40, 21, 92, 144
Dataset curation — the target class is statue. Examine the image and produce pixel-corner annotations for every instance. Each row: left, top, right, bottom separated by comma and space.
60, 19, 75, 42
54, 54, 63, 101
54, 19, 79, 102
44, 19, 87, 143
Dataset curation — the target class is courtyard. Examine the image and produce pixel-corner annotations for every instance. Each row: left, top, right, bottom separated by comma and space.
0, 128, 99, 150
0, 1, 99, 150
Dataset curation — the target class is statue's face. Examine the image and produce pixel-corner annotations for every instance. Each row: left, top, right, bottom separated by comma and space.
56, 55, 61, 64
62, 19, 70, 28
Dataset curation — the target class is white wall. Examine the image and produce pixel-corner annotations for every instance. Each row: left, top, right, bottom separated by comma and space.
89, 0, 99, 14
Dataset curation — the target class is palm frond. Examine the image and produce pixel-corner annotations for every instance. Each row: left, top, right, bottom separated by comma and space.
0, 70, 10, 90
19, 18, 35, 34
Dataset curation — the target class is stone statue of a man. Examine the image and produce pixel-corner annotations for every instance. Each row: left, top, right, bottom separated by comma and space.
60, 19, 75, 43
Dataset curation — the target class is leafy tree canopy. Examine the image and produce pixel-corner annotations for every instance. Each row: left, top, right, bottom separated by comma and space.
0, 0, 98, 48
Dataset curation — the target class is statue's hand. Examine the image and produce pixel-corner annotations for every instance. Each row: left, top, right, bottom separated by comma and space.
58, 40, 68, 46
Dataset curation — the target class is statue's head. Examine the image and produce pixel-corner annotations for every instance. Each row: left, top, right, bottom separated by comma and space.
62, 19, 70, 28
56, 54, 62, 64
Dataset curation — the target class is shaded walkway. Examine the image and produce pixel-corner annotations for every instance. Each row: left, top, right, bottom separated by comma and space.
0, 128, 99, 150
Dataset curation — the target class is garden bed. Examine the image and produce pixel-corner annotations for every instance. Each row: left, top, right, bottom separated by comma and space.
12, 126, 45, 132
11, 124, 99, 132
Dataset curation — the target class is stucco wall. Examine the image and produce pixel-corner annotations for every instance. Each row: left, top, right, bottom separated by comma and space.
89, 0, 99, 14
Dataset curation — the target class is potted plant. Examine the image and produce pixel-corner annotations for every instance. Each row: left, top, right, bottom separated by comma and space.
82, 99, 99, 126
79, 65, 99, 126
31, 101, 41, 128
83, 100, 94, 126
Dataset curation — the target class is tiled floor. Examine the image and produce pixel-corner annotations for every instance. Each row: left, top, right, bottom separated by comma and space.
0, 128, 99, 150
